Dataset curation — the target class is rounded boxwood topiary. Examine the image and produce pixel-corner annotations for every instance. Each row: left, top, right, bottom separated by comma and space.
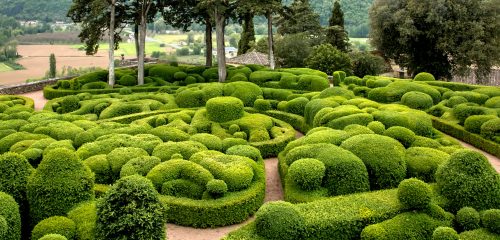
481, 209, 500, 234
39, 234, 68, 240
119, 87, 133, 95
206, 97, 244, 123
435, 149, 500, 212
0, 191, 21, 240
455, 207, 480, 232
174, 71, 188, 81
223, 81, 263, 106
480, 118, 500, 143
118, 75, 137, 86
255, 201, 304, 240
206, 179, 228, 198
226, 145, 262, 162
60, 95, 80, 113
405, 147, 450, 182
340, 134, 406, 190
367, 121, 385, 134
285, 97, 309, 116
120, 156, 161, 178
106, 147, 149, 178
83, 155, 112, 184
288, 158, 326, 191
464, 115, 498, 134
96, 175, 167, 240
432, 227, 459, 240
414, 72, 436, 81
484, 96, 500, 108
445, 96, 468, 108
398, 178, 432, 210
31, 216, 76, 240
384, 126, 416, 148
401, 91, 434, 110
27, 148, 95, 224
189, 133, 223, 151
254, 99, 271, 112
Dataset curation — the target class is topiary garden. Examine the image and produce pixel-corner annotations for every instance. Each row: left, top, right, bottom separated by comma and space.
0, 65, 498, 239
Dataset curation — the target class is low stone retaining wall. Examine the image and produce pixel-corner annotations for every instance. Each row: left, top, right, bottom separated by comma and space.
0, 76, 75, 95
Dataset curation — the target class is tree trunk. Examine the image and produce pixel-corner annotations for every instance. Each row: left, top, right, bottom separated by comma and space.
215, 6, 226, 82
134, 24, 140, 60
138, 10, 147, 85
205, 17, 213, 67
267, 12, 275, 70
108, 0, 116, 86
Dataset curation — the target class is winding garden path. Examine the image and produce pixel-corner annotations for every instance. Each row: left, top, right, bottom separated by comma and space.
19, 90, 500, 240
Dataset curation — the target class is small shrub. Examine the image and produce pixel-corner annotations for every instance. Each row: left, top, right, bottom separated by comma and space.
174, 71, 188, 81
223, 81, 263, 106
226, 145, 262, 162
432, 227, 459, 240
39, 234, 68, 240
31, 216, 76, 240
206, 97, 244, 123
107, 147, 149, 178
480, 118, 500, 142
120, 156, 161, 178
435, 150, 500, 212
414, 72, 436, 81
285, 97, 309, 116
288, 158, 326, 190
0, 192, 21, 240
481, 209, 500, 234
401, 91, 434, 110
60, 96, 80, 113
189, 134, 222, 151
118, 75, 137, 86
27, 148, 94, 224
367, 121, 385, 134
206, 179, 228, 198
445, 96, 468, 108
455, 207, 480, 232
254, 99, 271, 112
464, 115, 497, 134
119, 87, 132, 95
351, 52, 385, 77
255, 201, 304, 240
484, 96, 500, 108
397, 178, 432, 210
96, 175, 167, 240
405, 147, 449, 182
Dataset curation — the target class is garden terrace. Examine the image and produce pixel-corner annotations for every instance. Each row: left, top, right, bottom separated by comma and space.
0, 65, 498, 240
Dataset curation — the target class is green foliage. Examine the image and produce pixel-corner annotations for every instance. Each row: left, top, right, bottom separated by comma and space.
305, 44, 352, 75
367, 121, 385, 134
223, 81, 263, 106
459, 228, 500, 240
444, 91, 490, 105
31, 216, 76, 240
397, 178, 432, 210
60, 95, 80, 113
405, 147, 449, 182
464, 115, 497, 134
284, 97, 309, 116
401, 91, 434, 110
117, 75, 137, 86
414, 72, 436, 81
49, 53, 57, 78
368, 81, 441, 104
67, 201, 96, 240
255, 201, 305, 240
206, 97, 245, 123
456, 207, 480, 232
288, 158, 326, 190
39, 234, 68, 240
340, 134, 406, 190
435, 149, 500, 212
351, 52, 386, 77
480, 118, 500, 143
27, 148, 95, 224
190, 134, 223, 151
445, 96, 468, 108
276, 0, 321, 35
0, 191, 21, 240
152, 141, 207, 161
96, 175, 167, 240
253, 99, 271, 112
274, 33, 312, 68
361, 212, 452, 240
484, 96, 500, 108
384, 126, 416, 148
432, 227, 459, 240
149, 65, 181, 82
481, 209, 500, 234
206, 179, 228, 198
107, 147, 149, 178
226, 145, 263, 162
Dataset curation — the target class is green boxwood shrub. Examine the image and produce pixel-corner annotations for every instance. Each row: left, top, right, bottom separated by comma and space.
288, 158, 326, 191
361, 212, 452, 240
464, 115, 497, 134
340, 134, 406, 190
368, 81, 441, 104
206, 179, 228, 198
285, 97, 309, 116
152, 141, 208, 161
60, 95, 80, 113
481, 209, 500, 234
206, 97, 244, 123
96, 175, 167, 240
27, 148, 95, 224
444, 91, 490, 105
480, 118, 500, 143
118, 75, 138, 87
455, 207, 480, 232
435, 149, 500, 212
297, 75, 329, 91
223, 81, 263, 107
107, 147, 149, 176
452, 103, 496, 125
384, 126, 416, 148
0, 191, 21, 240
253, 99, 271, 112
98, 103, 146, 119
120, 156, 161, 178
189, 133, 222, 151
226, 145, 263, 162
149, 65, 181, 82
255, 201, 305, 240
150, 126, 190, 142
432, 227, 459, 240
405, 147, 450, 182
414, 72, 436, 81
401, 91, 434, 110
397, 178, 432, 210
445, 96, 468, 108
81, 81, 110, 90
83, 155, 112, 184
31, 216, 76, 240
484, 96, 500, 108
67, 201, 96, 240
367, 121, 386, 134
39, 234, 68, 240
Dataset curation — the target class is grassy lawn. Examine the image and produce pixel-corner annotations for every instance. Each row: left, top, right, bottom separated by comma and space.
175, 55, 207, 65
0, 63, 13, 72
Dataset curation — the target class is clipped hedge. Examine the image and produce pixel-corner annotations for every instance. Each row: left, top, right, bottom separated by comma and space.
31, 216, 76, 240
0, 191, 21, 240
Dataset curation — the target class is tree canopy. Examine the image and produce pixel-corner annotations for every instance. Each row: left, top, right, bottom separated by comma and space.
370, 0, 500, 80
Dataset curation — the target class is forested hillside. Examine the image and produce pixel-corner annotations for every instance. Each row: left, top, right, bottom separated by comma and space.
0, 0, 72, 22
283, 0, 373, 37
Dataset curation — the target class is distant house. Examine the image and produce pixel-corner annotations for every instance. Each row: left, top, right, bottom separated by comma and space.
213, 47, 237, 58
227, 50, 270, 66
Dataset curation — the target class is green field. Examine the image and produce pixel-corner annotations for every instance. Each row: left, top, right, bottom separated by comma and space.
0, 63, 13, 72
73, 42, 165, 57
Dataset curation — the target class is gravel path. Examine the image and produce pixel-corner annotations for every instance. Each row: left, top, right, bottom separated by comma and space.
15, 91, 500, 239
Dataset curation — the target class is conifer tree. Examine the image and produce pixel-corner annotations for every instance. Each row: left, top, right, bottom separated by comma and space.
326, 1, 349, 52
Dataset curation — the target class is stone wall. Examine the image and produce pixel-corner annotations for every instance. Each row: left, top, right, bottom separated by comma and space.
0, 76, 74, 95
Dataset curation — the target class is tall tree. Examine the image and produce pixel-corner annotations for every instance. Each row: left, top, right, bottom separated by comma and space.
237, 11, 255, 55
276, 0, 321, 36
49, 53, 56, 78
370, 0, 500, 80
108, 0, 116, 86
136, 0, 153, 85
326, 1, 349, 52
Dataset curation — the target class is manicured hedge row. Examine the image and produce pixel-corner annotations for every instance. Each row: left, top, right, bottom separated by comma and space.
223, 188, 402, 240
431, 117, 500, 158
